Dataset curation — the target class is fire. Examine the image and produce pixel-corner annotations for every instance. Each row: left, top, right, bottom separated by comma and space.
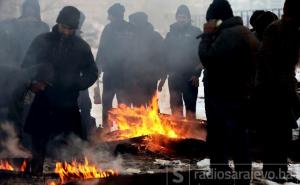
0, 160, 14, 171
54, 157, 117, 184
108, 94, 180, 140
20, 160, 27, 172
0, 160, 27, 172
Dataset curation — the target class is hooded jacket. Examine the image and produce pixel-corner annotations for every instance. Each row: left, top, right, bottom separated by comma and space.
164, 22, 202, 79
22, 25, 98, 108
199, 16, 259, 98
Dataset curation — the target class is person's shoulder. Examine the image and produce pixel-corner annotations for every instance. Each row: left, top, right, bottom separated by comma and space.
189, 25, 202, 34
39, 21, 50, 31
153, 30, 163, 39
261, 20, 282, 38
33, 31, 51, 43
74, 36, 91, 52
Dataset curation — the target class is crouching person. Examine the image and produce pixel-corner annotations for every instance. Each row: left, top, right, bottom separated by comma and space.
21, 6, 98, 175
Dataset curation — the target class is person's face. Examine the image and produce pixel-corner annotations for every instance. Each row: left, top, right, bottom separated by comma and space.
176, 14, 190, 26
58, 23, 75, 37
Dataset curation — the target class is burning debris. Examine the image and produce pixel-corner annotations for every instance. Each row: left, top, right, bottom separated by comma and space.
101, 95, 207, 157
54, 157, 118, 184
107, 95, 181, 140
0, 159, 27, 172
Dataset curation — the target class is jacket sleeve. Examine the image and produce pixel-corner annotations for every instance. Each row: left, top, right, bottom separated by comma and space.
78, 47, 98, 91
256, 23, 279, 86
21, 35, 44, 68
162, 32, 172, 78
193, 28, 203, 77
198, 31, 232, 69
95, 26, 109, 73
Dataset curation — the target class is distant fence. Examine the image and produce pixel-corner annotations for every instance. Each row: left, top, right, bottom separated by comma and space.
165, 8, 283, 29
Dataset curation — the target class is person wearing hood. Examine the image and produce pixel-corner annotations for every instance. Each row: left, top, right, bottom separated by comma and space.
198, 0, 259, 184
126, 12, 164, 107
163, 5, 202, 119
21, 6, 98, 175
250, 10, 278, 41
255, 0, 300, 183
95, 3, 134, 133
0, 0, 49, 67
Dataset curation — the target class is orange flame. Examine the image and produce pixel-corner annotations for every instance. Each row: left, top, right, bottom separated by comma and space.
20, 160, 27, 172
0, 160, 14, 171
54, 158, 118, 184
47, 181, 58, 185
108, 94, 180, 140
0, 160, 27, 172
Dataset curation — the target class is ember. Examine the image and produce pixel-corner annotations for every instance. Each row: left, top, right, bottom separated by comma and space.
0, 159, 27, 172
54, 157, 118, 184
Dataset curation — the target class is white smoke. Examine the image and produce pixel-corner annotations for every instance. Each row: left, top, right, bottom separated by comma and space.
0, 122, 32, 158
48, 134, 124, 173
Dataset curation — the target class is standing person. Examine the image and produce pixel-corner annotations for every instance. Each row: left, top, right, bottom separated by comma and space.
250, 10, 278, 41
76, 12, 96, 141
0, 0, 50, 148
128, 12, 164, 107
96, 3, 134, 133
0, 0, 49, 67
21, 6, 98, 175
255, 0, 300, 182
164, 5, 202, 119
198, 0, 259, 184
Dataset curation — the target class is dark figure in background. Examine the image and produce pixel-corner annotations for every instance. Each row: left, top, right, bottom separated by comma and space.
0, 66, 31, 128
21, 6, 98, 175
250, 10, 278, 41
199, 0, 259, 184
0, 0, 50, 146
163, 5, 202, 119
76, 12, 96, 141
0, 0, 49, 67
255, 0, 300, 182
0, 64, 52, 153
128, 12, 164, 107
96, 3, 134, 132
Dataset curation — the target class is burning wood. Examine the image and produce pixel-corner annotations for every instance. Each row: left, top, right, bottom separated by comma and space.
54, 157, 118, 184
0, 160, 14, 171
106, 94, 206, 142
0, 159, 27, 172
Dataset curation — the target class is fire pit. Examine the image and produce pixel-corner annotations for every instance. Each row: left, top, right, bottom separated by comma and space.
0, 95, 208, 185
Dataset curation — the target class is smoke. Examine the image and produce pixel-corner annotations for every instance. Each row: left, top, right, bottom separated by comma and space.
47, 134, 124, 172
0, 122, 32, 158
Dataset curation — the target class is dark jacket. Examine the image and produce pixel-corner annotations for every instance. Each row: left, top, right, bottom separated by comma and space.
164, 22, 202, 80
0, 66, 30, 123
0, 17, 49, 67
22, 25, 98, 136
199, 17, 259, 99
130, 22, 164, 86
96, 20, 134, 76
255, 19, 300, 128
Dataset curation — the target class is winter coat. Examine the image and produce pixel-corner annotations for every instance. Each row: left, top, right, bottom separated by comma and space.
0, 17, 49, 67
255, 19, 300, 128
199, 17, 259, 99
22, 25, 98, 136
0, 66, 30, 123
96, 20, 134, 76
129, 23, 164, 89
164, 22, 202, 80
